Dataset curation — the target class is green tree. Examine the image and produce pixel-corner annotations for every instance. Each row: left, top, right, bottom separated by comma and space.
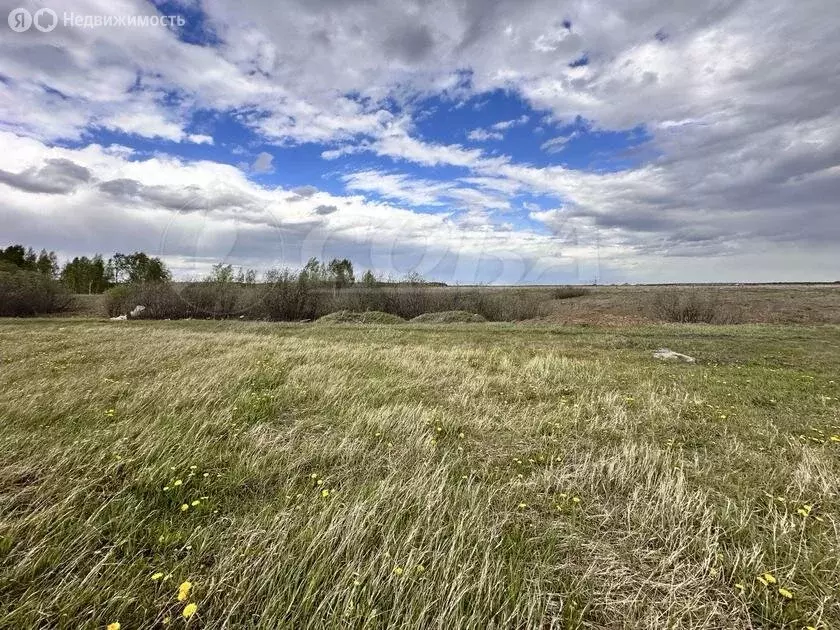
207, 263, 234, 283
327, 258, 354, 289
36, 249, 58, 278
301, 257, 326, 283
111, 252, 171, 283
361, 269, 377, 287
235, 267, 257, 284
60, 255, 110, 293
0, 245, 28, 268
1, 245, 57, 275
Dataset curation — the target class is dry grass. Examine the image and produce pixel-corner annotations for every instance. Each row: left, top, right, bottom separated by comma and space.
1, 320, 839, 628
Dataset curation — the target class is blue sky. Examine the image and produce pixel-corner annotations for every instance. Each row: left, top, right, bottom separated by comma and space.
0, 0, 838, 283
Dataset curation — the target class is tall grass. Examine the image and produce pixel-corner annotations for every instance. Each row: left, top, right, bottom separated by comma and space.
0, 321, 838, 628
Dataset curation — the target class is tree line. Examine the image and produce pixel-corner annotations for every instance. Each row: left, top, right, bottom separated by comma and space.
1, 245, 171, 293
0, 243, 426, 295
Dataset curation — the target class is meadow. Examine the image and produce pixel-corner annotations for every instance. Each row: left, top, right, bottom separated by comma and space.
1, 318, 839, 629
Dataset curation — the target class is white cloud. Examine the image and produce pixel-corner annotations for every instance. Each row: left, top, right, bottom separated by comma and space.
540, 132, 578, 153
342, 169, 509, 211
490, 115, 529, 131
1, 0, 839, 280
467, 128, 504, 142
0, 132, 576, 283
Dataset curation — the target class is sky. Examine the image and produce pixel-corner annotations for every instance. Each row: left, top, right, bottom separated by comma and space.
0, 0, 838, 284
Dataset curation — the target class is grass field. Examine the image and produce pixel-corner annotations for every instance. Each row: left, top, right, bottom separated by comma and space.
1, 319, 839, 628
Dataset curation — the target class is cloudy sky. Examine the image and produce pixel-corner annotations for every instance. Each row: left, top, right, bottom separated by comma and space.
1, 0, 838, 283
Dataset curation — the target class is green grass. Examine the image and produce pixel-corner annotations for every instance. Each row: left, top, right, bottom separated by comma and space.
1, 319, 839, 629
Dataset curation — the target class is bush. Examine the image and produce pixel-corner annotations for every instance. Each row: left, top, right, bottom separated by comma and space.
105, 283, 187, 319
0, 263, 70, 316
411, 311, 487, 323
649, 291, 741, 323
315, 310, 405, 324
101, 279, 554, 322
551, 286, 590, 299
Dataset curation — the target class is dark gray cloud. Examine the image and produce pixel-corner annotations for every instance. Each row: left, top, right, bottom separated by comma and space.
314, 204, 338, 215
291, 185, 318, 198
385, 24, 435, 62
0, 158, 92, 194
98, 178, 258, 213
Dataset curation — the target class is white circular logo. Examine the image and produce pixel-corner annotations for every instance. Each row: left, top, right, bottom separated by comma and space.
8, 7, 32, 32
33, 7, 57, 32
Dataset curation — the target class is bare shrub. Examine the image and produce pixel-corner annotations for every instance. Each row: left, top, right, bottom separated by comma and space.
649, 291, 742, 323
0, 263, 70, 316
102, 280, 554, 322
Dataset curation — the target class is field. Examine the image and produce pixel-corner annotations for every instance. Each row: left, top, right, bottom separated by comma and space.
1, 318, 839, 629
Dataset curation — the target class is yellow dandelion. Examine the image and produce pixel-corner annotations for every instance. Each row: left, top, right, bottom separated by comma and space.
762, 573, 777, 584
310, 473, 318, 479
202, 473, 209, 478
353, 579, 361, 586
173, 480, 183, 487
151, 572, 164, 581
162, 617, 171, 625
416, 564, 425, 573
163, 486, 170, 491
189, 465, 197, 470
393, 566, 404, 576
316, 479, 324, 485
176, 580, 192, 601
830, 435, 840, 442
458, 432, 465, 439
518, 503, 527, 509
778, 587, 793, 599
321, 489, 330, 498
191, 500, 200, 507
182, 602, 198, 618
107, 623, 120, 630
180, 504, 189, 512
572, 496, 581, 504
